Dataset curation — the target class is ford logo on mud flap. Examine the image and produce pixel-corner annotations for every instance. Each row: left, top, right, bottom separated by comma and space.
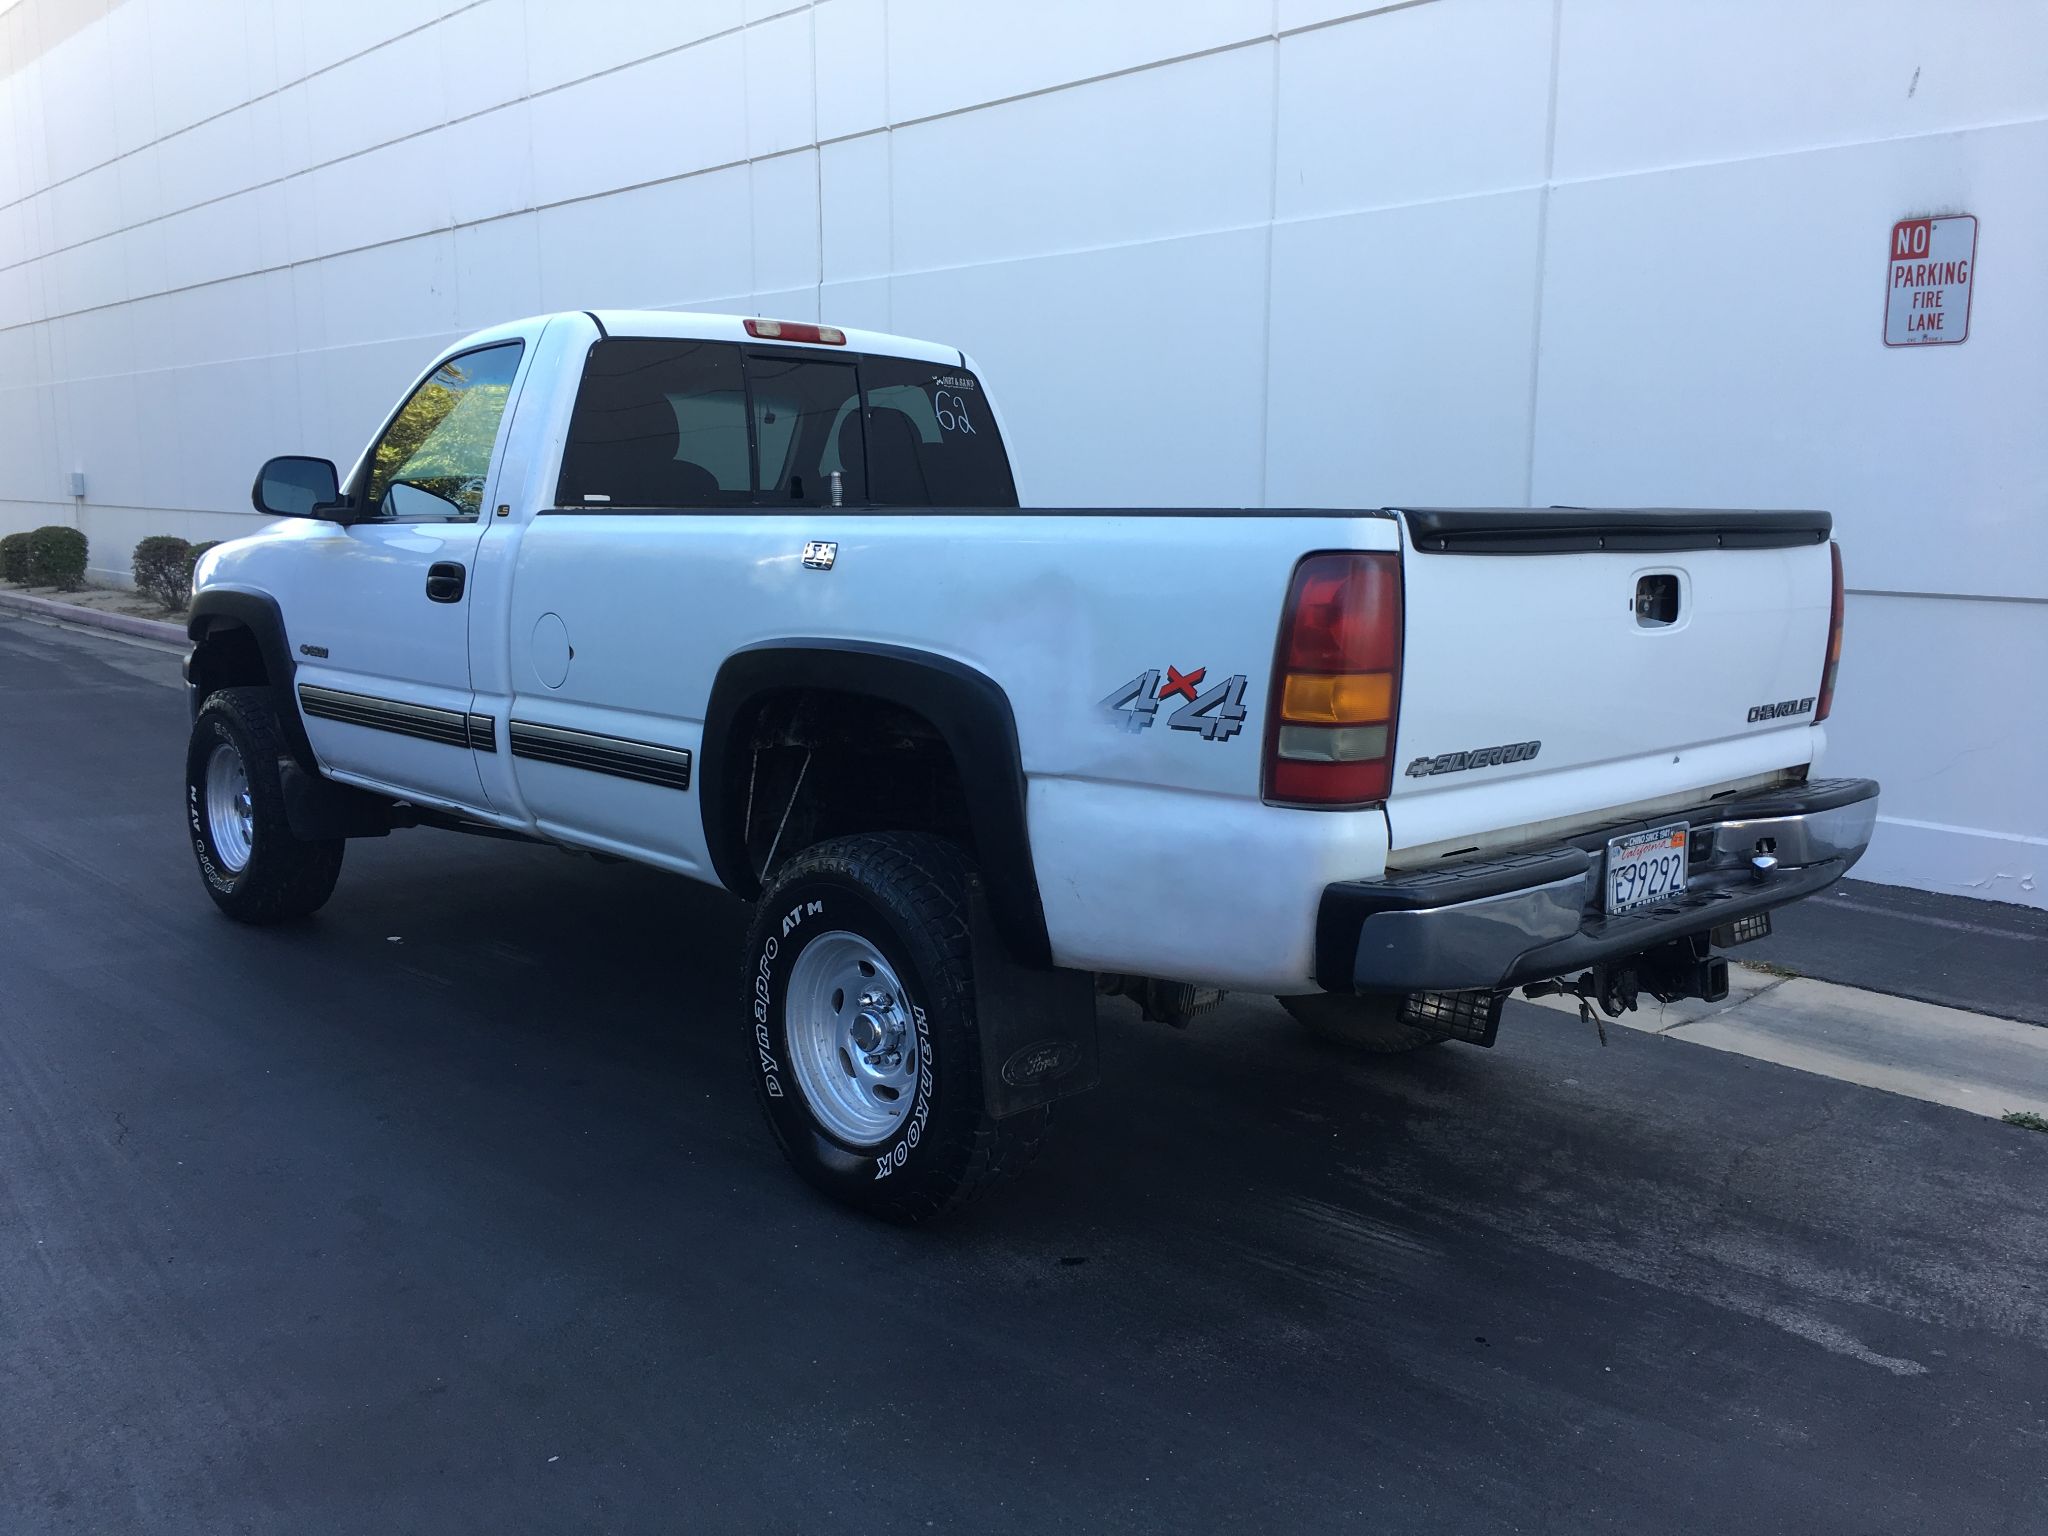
1001, 1039, 1081, 1089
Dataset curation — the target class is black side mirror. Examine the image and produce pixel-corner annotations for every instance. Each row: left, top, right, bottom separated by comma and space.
252, 456, 343, 520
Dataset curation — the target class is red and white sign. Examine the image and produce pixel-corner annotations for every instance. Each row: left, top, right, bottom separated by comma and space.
1884, 215, 1976, 347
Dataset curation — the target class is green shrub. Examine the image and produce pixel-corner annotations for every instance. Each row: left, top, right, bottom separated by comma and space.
133, 534, 195, 612
0, 531, 29, 584
26, 525, 88, 591
187, 540, 223, 591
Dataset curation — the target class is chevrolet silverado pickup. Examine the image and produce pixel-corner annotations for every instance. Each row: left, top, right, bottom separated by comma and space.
183, 310, 1877, 1220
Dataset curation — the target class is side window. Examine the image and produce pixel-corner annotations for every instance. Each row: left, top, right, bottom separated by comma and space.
556, 339, 751, 508
748, 356, 864, 505
365, 342, 524, 521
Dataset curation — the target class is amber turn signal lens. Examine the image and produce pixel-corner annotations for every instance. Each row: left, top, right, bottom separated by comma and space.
1280, 672, 1393, 724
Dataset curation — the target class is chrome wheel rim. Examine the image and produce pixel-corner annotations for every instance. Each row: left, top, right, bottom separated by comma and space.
783, 931, 919, 1147
204, 741, 254, 872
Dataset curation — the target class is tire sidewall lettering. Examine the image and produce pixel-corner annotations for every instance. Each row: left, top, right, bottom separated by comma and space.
752, 899, 830, 1104
873, 1005, 932, 1181
753, 934, 784, 1097
750, 884, 939, 1182
188, 722, 242, 895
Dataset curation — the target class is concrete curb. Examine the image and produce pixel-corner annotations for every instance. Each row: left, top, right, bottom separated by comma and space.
0, 587, 185, 647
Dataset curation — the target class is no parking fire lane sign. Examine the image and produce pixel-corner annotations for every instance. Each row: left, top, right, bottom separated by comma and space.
1884, 215, 1976, 346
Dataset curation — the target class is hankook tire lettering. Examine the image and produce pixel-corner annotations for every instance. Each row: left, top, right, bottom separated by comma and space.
873, 1006, 933, 1180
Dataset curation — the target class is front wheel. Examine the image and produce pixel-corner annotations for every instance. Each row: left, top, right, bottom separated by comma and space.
745, 832, 1045, 1223
185, 687, 344, 924
1278, 993, 1447, 1054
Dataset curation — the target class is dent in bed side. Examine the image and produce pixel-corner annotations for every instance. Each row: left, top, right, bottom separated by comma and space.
700, 639, 1050, 968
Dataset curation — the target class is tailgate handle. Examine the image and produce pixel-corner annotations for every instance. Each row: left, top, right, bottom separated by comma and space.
1634, 573, 1680, 627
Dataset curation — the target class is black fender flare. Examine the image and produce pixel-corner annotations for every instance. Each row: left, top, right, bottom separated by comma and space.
700, 639, 1050, 967
186, 588, 317, 772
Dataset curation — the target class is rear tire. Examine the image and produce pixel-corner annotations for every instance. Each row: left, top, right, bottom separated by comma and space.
1279, 993, 1446, 1054
745, 832, 1045, 1223
185, 687, 344, 924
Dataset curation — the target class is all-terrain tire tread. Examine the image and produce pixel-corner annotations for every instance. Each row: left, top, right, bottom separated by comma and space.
188, 688, 343, 924
752, 831, 1046, 1222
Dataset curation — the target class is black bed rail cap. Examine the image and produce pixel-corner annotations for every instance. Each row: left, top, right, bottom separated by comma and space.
1397, 506, 1832, 555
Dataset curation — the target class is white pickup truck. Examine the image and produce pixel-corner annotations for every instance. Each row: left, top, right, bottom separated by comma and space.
185, 310, 1877, 1221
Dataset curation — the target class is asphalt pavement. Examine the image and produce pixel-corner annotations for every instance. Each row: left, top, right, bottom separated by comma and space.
3, 614, 2044, 1535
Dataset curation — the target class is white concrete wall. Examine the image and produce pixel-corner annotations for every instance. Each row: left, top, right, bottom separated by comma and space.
1, 0, 2042, 908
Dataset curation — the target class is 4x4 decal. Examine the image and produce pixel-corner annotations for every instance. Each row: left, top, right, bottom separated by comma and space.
1101, 666, 1249, 741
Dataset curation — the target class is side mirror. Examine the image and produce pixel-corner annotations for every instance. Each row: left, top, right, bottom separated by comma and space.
252, 456, 343, 520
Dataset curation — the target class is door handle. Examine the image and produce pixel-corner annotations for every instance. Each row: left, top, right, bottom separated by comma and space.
426, 562, 466, 603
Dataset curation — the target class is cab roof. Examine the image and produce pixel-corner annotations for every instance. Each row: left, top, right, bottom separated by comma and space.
583, 309, 964, 366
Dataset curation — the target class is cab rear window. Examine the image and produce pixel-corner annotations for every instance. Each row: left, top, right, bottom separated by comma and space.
854, 355, 1016, 508
556, 338, 1018, 510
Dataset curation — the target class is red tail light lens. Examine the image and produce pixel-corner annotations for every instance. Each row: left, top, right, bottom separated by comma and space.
1815, 541, 1844, 723
1264, 552, 1404, 806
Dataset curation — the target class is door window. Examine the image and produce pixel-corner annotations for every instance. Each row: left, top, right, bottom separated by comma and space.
364, 341, 524, 521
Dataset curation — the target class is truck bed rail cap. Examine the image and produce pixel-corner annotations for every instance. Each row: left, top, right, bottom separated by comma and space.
1397, 506, 1832, 555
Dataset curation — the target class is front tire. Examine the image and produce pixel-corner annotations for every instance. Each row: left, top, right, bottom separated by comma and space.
746, 832, 1044, 1223
185, 687, 344, 924
1279, 993, 1447, 1054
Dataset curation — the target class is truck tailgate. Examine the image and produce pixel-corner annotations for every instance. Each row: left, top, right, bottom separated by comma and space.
1385, 508, 1836, 860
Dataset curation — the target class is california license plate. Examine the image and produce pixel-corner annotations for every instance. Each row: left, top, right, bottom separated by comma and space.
1605, 821, 1690, 915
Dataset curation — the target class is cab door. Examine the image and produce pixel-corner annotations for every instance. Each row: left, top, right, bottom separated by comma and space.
288, 338, 530, 812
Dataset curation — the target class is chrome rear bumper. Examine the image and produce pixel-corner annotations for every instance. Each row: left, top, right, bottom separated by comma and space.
1315, 778, 1879, 994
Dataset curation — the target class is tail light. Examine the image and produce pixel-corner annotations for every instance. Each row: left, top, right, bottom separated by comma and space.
1264, 552, 1403, 806
744, 318, 846, 345
1815, 541, 1844, 722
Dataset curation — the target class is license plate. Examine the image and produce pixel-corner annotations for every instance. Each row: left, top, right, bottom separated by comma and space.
1605, 821, 1690, 915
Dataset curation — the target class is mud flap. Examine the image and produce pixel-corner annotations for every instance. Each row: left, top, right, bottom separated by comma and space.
970, 880, 1099, 1119
280, 761, 396, 840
